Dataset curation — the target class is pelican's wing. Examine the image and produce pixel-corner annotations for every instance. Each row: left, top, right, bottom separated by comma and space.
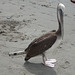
32, 34, 57, 48
25, 32, 57, 52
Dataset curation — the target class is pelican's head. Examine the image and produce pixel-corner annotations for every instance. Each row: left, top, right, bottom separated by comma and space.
57, 3, 65, 39
57, 3, 65, 23
57, 3, 65, 13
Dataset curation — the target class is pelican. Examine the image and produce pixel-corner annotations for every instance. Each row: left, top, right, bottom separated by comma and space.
9, 3, 65, 67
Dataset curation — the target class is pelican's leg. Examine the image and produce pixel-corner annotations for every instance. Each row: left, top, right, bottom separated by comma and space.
42, 53, 47, 64
42, 53, 56, 67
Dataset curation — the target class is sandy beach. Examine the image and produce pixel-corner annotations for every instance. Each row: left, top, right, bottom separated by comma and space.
0, 0, 75, 75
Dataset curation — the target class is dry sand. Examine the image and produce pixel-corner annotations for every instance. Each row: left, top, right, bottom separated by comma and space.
0, 0, 75, 75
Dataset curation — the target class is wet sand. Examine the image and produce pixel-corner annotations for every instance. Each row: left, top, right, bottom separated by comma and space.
0, 0, 75, 75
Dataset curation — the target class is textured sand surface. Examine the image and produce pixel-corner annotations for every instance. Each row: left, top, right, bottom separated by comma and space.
0, 0, 75, 75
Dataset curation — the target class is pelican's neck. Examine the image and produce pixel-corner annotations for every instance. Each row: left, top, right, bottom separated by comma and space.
56, 22, 62, 35
56, 9, 64, 39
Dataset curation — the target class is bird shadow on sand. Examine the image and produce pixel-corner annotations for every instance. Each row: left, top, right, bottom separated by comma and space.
24, 61, 57, 75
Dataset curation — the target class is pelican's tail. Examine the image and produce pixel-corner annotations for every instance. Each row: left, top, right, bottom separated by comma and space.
9, 50, 26, 56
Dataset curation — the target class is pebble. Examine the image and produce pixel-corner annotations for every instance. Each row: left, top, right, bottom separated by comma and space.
20, 7, 23, 10
73, 15, 75, 16
64, 14, 68, 16
7, 16, 12, 19
59, 45, 62, 48
23, 19, 26, 22
21, 4, 25, 7
71, 43, 74, 46
20, 36, 25, 40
